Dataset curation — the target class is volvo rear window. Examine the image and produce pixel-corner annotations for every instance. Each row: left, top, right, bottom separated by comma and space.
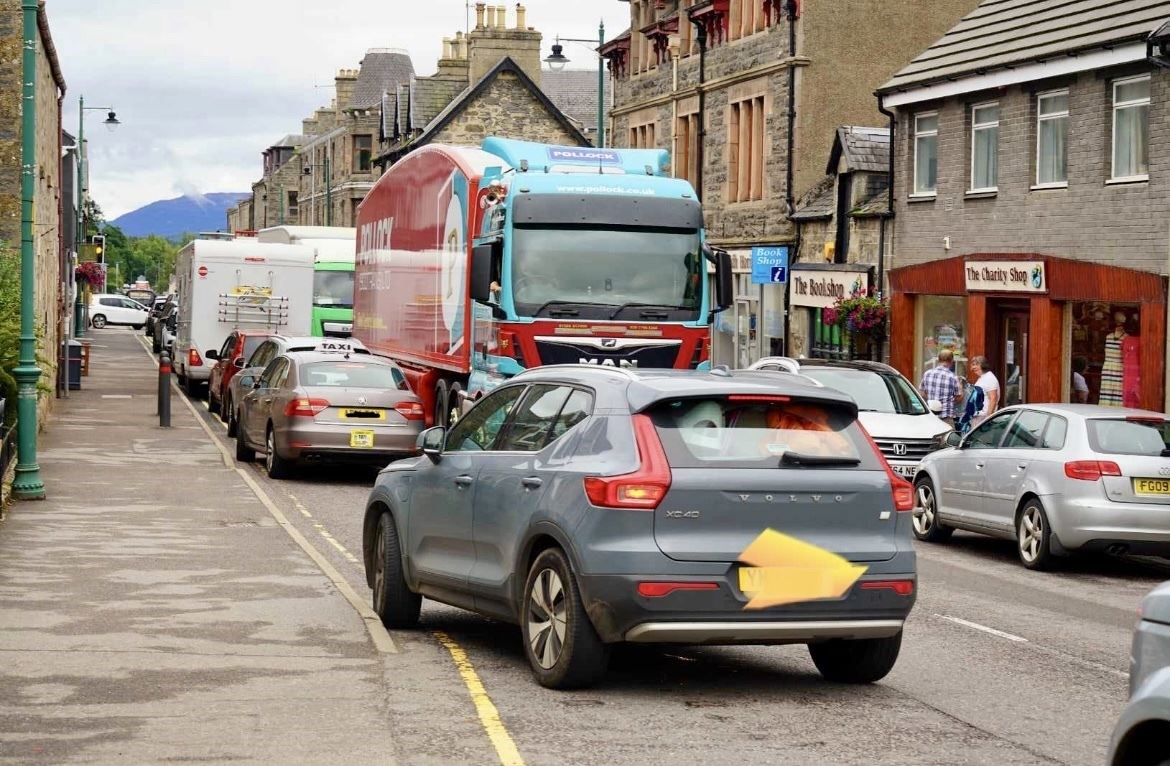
647, 396, 878, 469
1087, 418, 1170, 456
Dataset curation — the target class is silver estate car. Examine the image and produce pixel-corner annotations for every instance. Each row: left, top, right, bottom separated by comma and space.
362, 366, 918, 689
236, 349, 423, 478
913, 404, 1170, 569
1109, 581, 1170, 765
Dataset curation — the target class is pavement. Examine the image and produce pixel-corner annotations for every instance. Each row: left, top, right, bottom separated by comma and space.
0, 329, 398, 764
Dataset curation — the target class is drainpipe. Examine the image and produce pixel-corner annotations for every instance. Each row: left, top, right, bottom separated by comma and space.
687, 15, 707, 201
14, 0, 45, 499
784, 0, 799, 357
876, 92, 896, 363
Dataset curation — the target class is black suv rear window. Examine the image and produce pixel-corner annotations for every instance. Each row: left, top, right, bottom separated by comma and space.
647, 396, 878, 470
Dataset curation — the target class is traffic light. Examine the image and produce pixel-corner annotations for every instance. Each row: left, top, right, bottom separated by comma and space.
91, 234, 105, 262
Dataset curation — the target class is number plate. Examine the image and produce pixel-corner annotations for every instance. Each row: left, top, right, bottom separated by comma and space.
341, 408, 385, 420
350, 430, 375, 448
891, 464, 918, 478
1133, 478, 1170, 496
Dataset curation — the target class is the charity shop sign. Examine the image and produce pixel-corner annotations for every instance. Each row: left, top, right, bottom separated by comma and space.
964, 261, 1047, 293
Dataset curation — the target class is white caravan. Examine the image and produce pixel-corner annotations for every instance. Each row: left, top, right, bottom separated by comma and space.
172, 238, 315, 395
258, 226, 356, 337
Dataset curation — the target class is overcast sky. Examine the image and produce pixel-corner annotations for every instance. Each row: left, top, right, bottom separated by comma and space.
49, 0, 629, 219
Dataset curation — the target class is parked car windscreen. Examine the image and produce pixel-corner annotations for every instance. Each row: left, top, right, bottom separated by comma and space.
647, 396, 877, 469
300, 361, 404, 389
799, 368, 929, 415
1086, 417, 1170, 456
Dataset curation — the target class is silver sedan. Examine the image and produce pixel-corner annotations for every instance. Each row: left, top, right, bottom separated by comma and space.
236, 350, 424, 478
912, 404, 1170, 569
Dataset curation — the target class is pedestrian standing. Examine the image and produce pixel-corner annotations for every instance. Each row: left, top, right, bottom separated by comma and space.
920, 349, 962, 428
969, 355, 1000, 421
1071, 356, 1089, 404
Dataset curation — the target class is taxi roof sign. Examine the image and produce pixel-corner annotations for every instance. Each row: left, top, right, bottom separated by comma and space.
315, 339, 356, 354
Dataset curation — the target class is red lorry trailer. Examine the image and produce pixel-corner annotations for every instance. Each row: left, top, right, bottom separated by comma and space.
354, 138, 730, 427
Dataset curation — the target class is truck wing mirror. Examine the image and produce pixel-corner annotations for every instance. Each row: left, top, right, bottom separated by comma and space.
470, 243, 495, 305
705, 245, 734, 319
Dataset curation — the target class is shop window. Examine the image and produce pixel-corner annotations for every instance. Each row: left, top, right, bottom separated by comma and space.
912, 113, 938, 195
970, 102, 1000, 192
810, 308, 847, 360
1036, 91, 1068, 187
1112, 75, 1150, 182
729, 95, 766, 202
1070, 302, 1141, 407
918, 296, 968, 380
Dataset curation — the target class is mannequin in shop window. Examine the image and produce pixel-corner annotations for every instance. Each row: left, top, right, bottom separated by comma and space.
1099, 312, 1140, 407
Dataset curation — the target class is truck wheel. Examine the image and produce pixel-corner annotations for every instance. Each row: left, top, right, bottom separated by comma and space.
447, 382, 464, 426
433, 379, 450, 429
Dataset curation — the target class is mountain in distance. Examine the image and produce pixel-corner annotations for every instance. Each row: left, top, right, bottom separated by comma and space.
111, 192, 249, 239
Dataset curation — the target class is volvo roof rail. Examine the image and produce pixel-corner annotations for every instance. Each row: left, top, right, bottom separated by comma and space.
512, 364, 640, 380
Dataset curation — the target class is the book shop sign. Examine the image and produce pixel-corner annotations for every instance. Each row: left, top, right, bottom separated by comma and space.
790, 268, 869, 309
964, 260, 1047, 293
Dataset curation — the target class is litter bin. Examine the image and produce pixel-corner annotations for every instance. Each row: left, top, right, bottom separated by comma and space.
67, 340, 82, 390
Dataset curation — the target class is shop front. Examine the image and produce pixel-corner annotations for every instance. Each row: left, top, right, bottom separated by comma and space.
888, 254, 1167, 411
787, 263, 875, 360
710, 246, 789, 368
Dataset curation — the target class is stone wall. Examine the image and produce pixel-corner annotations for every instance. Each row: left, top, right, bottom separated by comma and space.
430, 71, 581, 147
892, 68, 1170, 276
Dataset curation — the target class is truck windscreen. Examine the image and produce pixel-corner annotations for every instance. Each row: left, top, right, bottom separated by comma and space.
511, 228, 703, 321
313, 270, 355, 309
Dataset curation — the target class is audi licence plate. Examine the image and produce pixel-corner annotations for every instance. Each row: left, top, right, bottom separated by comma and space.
1134, 478, 1170, 496
350, 430, 375, 449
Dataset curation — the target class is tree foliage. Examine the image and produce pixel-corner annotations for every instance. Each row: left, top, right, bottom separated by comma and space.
100, 224, 184, 294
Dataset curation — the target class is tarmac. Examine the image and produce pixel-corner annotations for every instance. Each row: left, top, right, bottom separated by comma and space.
0, 329, 399, 764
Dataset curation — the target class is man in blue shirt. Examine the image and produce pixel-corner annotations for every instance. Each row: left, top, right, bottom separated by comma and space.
920, 349, 961, 427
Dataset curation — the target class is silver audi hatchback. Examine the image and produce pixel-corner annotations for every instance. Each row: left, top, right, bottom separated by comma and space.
362, 366, 918, 688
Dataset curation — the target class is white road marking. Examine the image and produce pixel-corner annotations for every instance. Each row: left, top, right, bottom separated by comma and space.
934, 614, 1028, 642
101, 394, 132, 399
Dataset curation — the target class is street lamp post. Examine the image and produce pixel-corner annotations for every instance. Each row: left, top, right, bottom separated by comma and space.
543, 20, 606, 148
74, 95, 120, 337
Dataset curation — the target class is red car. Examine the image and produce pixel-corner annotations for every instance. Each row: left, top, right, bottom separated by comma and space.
208, 330, 275, 417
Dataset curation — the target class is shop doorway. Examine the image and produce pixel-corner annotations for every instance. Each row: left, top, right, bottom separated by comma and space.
987, 303, 1029, 406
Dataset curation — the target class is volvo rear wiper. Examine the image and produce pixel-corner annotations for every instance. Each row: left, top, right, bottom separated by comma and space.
780, 452, 861, 467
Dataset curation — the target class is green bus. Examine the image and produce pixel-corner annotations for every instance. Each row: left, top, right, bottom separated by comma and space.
257, 226, 355, 337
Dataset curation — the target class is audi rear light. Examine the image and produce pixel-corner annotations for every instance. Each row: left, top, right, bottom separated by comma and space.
859, 423, 915, 512
284, 397, 330, 418
188, 348, 203, 367
1064, 460, 1122, 481
637, 581, 719, 598
584, 414, 672, 510
394, 401, 425, 420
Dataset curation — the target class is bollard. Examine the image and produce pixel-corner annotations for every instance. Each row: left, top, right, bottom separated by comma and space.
158, 352, 172, 428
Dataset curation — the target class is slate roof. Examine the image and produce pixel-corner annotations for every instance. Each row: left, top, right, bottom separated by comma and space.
411, 76, 467, 130
851, 189, 891, 218
827, 126, 889, 175
791, 177, 836, 221
880, 0, 1170, 93
543, 69, 602, 131
348, 49, 415, 109
270, 134, 305, 149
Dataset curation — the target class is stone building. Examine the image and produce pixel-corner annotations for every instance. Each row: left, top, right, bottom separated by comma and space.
0, 1, 66, 411
245, 134, 303, 230
878, 0, 1170, 411
602, 0, 979, 366
375, 3, 593, 168
789, 126, 889, 360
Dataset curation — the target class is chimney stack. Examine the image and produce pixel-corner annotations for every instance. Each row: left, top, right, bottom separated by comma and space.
485, 5, 496, 27
334, 67, 359, 112
475, 2, 486, 29
515, 3, 526, 29
455, 31, 467, 59
495, 5, 507, 28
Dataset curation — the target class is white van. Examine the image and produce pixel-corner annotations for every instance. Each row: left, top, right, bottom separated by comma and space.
89, 294, 150, 329
171, 239, 315, 395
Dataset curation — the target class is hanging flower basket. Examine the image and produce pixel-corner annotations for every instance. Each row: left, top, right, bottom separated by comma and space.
822, 286, 888, 342
75, 261, 105, 290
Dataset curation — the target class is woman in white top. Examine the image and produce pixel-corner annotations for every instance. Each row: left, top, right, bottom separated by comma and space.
969, 355, 1000, 417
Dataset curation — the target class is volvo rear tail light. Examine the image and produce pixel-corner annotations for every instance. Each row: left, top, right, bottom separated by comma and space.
1064, 460, 1122, 481
637, 581, 719, 598
860, 579, 915, 596
584, 414, 672, 510
859, 423, 915, 512
394, 401, 425, 420
188, 348, 203, 367
284, 398, 330, 418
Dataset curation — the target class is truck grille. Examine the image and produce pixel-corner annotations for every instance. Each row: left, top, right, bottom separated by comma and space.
872, 437, 936, 462
533, 336, 681, 369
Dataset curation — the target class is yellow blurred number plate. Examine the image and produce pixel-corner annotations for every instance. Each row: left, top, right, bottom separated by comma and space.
350, 430, 375, 448
1134, 478, 1170, 496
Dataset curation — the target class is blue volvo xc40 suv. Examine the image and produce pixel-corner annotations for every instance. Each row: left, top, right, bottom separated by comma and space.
362, 365, 918, 688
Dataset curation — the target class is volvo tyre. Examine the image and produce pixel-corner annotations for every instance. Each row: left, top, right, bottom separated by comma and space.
521, 548, 609, 689
808, 631, 903, 684
371, 512, 421, 628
